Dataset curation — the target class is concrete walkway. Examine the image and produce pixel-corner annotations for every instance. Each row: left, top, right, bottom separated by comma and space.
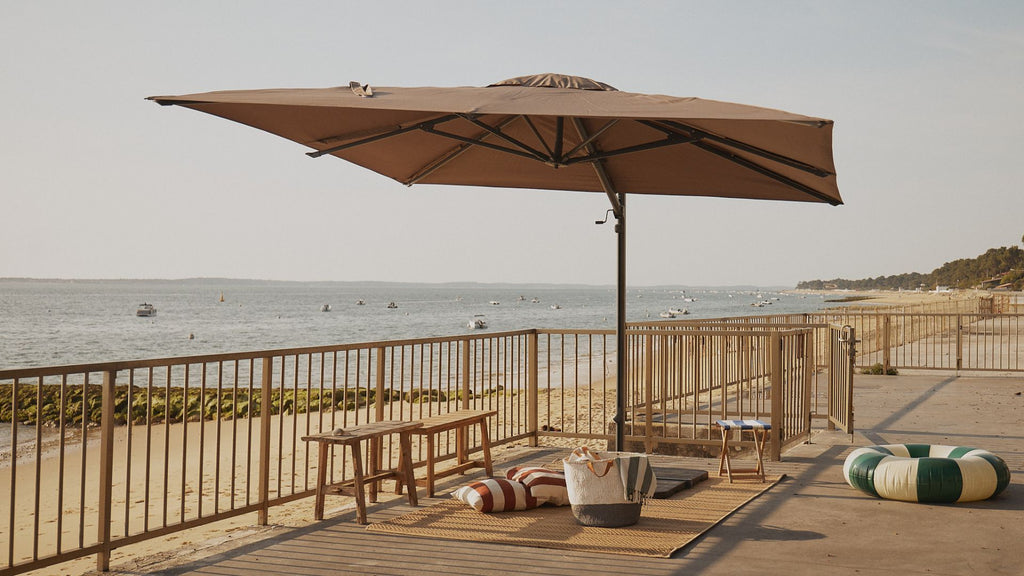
100, 373, 1023, 576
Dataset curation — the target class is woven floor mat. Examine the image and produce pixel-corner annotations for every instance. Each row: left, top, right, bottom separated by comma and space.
366, 474, 784, 558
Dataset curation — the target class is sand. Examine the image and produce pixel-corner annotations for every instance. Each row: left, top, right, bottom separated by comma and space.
1, 376, 617, 576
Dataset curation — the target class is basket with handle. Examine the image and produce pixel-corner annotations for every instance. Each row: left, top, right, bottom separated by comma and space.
562, 447, 656, 527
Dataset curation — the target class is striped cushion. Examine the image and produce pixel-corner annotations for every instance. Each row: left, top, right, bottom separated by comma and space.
451, 478, 540, 512
506, 466, 569, 506
716, 419, 771, 430
843, 444, 1011, 503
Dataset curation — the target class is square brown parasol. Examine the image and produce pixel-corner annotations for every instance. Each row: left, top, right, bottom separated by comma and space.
149, 73, 842, 450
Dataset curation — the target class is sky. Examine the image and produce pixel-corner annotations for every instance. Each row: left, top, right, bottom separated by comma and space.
2, 1, 1022, 288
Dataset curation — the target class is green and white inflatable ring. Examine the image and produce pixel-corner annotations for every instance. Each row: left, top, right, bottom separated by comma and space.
844, 444, 1011, 503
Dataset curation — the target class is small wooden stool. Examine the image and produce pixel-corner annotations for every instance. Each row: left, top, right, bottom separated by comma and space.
302, 420, 420, 524
410, 409, 496, 496
714, 419, 770, 483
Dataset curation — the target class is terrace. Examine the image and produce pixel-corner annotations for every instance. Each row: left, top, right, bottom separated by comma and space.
2, 297, 1022, 575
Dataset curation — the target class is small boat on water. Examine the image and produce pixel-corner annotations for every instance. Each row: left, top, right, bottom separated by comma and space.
468, 315, 488, 329
531, 298, 540, 303
550, 304, 561, 310
659, 311, 676, 318
355, 299, 365, 305
489, 301, 500, 305
136, 303, 157, 317
668, 307, 689, 315
386, 301, 398, 309
321, 304, 332, 312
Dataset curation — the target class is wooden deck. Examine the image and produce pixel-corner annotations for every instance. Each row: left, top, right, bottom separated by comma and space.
95, 374, 1024, 576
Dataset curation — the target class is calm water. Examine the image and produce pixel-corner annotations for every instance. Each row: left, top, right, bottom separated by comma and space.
0, 278, 828, 370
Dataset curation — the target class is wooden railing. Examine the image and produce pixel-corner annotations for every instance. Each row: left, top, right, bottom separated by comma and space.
0, 321, 859, 575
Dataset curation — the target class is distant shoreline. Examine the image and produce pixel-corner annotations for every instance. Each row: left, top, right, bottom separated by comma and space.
0, 277, 792, 291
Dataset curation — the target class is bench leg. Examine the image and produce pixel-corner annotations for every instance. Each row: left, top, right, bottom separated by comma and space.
479, 420, 493, 476
350, 444, 368, 524
398, 431, 418, 506
314, 441, 329, 520
425, 433, 436, 497
368, 437, 380, 503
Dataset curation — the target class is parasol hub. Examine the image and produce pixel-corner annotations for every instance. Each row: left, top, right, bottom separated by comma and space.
488, 73, 617, 91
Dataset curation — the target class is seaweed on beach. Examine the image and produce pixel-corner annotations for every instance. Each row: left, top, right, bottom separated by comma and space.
0, 383, 410, 428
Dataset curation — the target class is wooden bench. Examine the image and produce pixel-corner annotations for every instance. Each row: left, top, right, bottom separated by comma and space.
409, 409, 496, 496
714, 419, 771, 483
302, 420, 420, 524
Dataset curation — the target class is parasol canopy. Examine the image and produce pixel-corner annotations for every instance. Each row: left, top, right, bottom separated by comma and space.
150, 73, 842, 449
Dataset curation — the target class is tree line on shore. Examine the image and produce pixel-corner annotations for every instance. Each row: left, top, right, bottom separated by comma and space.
797, 243, 1024, 291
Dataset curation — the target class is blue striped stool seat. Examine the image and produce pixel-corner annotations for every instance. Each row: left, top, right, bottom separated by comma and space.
714, 419, 771, 482
715, 419, 771, 431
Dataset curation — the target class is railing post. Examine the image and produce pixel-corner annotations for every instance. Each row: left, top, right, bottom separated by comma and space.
956, 314, 963, 372
527, 332, 538, 447
882, 315, 891, 374
375, 347, 386, 422
97, 370, 116, 572
257, 356, 272, 526
769, 334, 783, 462
461, 339, 471, 411
803, 331, 813, 442
643, 333, 654, 453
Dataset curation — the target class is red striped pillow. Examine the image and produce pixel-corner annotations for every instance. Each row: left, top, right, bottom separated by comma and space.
451, 478, 540, 512
506, 466, 570, 506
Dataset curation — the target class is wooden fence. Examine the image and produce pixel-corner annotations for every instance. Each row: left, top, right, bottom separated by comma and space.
1, 324, 822, 575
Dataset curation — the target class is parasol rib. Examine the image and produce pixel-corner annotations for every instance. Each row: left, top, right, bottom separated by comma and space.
646, 120, 834, 177
456, 114, 550, 163
405, 116, 522, 186
560, 119, 619, 161
560, 134, 700, 166
308, 114, 460, 158
692, 141, 840, 205
522, 116, 555, 158
421, 126, 548, 163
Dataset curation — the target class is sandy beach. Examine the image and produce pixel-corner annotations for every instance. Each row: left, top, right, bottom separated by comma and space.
2, 373, 618, 576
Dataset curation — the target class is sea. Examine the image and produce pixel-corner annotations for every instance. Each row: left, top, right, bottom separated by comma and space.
0, 278, 829, 371
0, 278, 831, 454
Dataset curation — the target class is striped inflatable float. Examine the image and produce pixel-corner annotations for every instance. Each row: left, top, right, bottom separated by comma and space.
844, 444, 1011, 503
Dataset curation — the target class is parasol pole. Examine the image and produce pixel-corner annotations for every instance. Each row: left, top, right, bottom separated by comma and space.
614, 192, 626, 451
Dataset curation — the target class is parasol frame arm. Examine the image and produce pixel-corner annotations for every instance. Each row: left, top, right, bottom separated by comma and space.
404, 115, 522, 186
560, 119, 619, 160
693, 141, 841, 205
308, 114, 461, 158
571, 117, 621, 216
560, 133, 700, 167
419, 125, 548, 163
521, 116, 556, 158
455, 113, 552, 163
647, 120, 834, 178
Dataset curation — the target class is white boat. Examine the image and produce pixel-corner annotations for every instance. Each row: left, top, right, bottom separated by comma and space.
321, 304, 332, 312
668, 307, 688, 315
468, 315, 488, 329
550, 304, 561, 310
136, 303, 157, 317
355, 299, 365, 305
386, 301, 398, 309
489, 300, 501, 305
531, 298, 540, 303
659, 311, 676, 318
